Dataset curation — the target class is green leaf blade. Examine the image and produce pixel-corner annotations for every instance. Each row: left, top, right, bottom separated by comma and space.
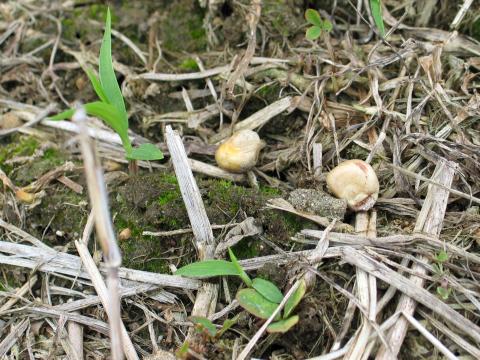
284, 279, 306, 318
370, 0, 385, 37
175, 260, 240, 278
267, 315, 299, 334
99, 8, 127, 126
305, 9, 322, 27
128, 143, 164, 161
252, 278, 283, 304
82, 102, 129, 141
236, 289, 281, 320
50, 109, 75, 121
86, 68, 109, 103
306, 26, 321, 41
228, 248, 252, 287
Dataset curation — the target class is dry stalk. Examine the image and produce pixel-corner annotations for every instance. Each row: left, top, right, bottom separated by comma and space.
0, 319, 29, 357
0, 275, 38, 313
210, 96, 295, 143
72, 107, 134, 360
343, 211, 378, 360
375, 160, 455, 359
225, 0, 261, 95
342, 247, 480, 344
67, 312, 84, 359
165, 125, 218, 333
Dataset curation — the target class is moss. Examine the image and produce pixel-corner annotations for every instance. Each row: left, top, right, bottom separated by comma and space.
259, 185, 282, 196
179, 58, 200, 71
159, 1, 207, 52
231, 239, 261, 260
108, 172, 318, 273
262, 0, 303, 38
0, 136, 38, 174
11, 146, 67, 186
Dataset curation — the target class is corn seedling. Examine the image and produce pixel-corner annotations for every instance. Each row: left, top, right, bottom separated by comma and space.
51, 8, 163, 163
175, 248, 305, 334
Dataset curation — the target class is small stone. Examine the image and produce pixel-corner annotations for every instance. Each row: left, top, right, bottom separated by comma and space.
288, 188, 347, 219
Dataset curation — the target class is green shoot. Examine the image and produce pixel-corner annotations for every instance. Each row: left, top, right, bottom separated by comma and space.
370, 0, 385, 37
175, 248, 305, 333
229, 248, 252, 287
305, 9, 332, 41
50, 8, 163, 162
174, 259, 240, 278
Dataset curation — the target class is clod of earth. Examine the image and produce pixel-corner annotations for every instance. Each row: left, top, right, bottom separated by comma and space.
288, 188, 347, 219
326, 159, 379, 212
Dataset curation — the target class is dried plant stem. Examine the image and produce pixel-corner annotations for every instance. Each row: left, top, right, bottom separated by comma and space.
165, 125, 218, 333
0, 319, 29, 357
401, 311, 457, 360
344, 211, 377, 360
75, 241, 138, 360
72, 107, 133, 360
67, 313, 84, 360
375, 160, 455, 359
0, 275, 38, 313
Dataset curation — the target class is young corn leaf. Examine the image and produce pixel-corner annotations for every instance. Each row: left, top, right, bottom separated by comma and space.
50, 109, 75, 121
50, 8, 163, 162
266, 315, 299, 334
190, 316, 217, 337
370, 0, 385, 37
284, 279, 306, 318
236, 289, 281, 320
175, 260, 240, 278
228, 248, 252, 287
252, 278, 283, 304
128, 143, 164, 161
99, 8, 127, 127
85, 68, 109, 103
305, 9, 323, 27
50, 102, 130, 147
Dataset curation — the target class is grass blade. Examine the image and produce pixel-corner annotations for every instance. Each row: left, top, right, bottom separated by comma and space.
228, 248, 252, 287
370, 0, 385, 37
284, 279, 306, 318
175, 260, 240, 278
